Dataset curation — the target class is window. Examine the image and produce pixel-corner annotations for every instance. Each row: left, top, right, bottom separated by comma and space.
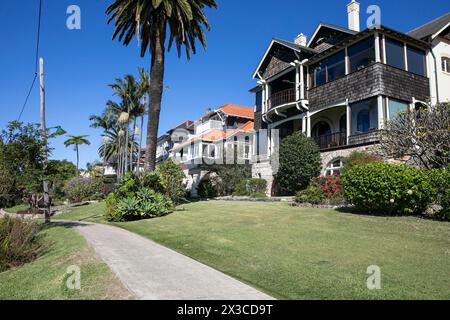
311, 50, 346, 87
348, 36, 376, 72
388, 99, 409, 120
385, 37, 405, 70
442, 57, 450, 73
407, 46, 426, 76
325, 159, 343, 176
255, 90, 263, 112
351, 98, 378, 134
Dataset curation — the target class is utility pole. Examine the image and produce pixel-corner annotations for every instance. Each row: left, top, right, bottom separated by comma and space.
39, 57, 51, 223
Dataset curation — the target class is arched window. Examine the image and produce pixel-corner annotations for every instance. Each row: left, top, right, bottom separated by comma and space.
357, 109, 370, 133
325, 159, 343, 176
312, 121, 331, 137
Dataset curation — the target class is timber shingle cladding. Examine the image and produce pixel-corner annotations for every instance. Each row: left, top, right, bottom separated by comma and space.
308, 63, 430, 112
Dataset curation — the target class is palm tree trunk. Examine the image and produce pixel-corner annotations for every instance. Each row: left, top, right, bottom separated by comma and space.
76, 144, 80, 175
137, 112, 145, 173
117, 136, 122, 179
145, 25, 166, 172
103, 130, 107, 175
125, 121, 129, 174
130, 118, 137, 172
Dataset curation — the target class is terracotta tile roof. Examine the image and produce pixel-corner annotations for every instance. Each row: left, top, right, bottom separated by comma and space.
218, 104, 254, 119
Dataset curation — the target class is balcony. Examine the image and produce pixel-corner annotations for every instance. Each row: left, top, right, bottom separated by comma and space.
267, 88, 296, 110
313, 131, 347, 150
195, 120, 223, 135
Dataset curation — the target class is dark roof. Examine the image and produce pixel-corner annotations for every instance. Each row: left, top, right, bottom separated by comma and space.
408, 12, 450, 40
272, 38, 318, 54
308, 22, 357, 47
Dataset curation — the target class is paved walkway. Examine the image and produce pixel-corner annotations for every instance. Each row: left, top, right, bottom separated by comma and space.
62, 221, 273, 300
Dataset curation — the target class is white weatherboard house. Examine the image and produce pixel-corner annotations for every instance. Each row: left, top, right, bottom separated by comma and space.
408, 12, 450, 105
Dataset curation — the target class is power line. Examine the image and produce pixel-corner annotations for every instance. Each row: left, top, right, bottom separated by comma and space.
17, 0, 42, 121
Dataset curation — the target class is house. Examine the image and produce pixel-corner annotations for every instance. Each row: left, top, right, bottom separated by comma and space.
155, 120, 195, 164
250, 1, 449, 195
408, 12, 450, 105
169, 104, 254, 197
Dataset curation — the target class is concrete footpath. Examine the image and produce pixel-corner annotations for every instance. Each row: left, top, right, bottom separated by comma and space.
62, 221, 273, 300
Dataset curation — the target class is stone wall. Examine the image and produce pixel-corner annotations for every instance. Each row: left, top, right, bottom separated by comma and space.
320, 144, 381, 174
252, 160, 274, 196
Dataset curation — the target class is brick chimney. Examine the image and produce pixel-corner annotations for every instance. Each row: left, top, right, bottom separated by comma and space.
294, 33, 307, 46
347, 0, 360, 32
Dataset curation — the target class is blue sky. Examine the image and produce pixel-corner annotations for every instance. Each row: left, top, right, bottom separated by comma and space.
0, 0, 448, 168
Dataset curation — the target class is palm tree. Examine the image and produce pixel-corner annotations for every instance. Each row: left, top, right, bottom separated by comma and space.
98, 128, 138, 174
89, 109, 115, 170
136, 67, 150, 172
106, 0, 217, 171
109, 75, 140, 173
64, 135, 91, 173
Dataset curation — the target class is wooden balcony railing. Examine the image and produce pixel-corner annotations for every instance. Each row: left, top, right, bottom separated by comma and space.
313, 131, 347, 150
267, 88, 296, 109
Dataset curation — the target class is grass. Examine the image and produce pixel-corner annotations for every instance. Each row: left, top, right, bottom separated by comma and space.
0, 222, 132, 300
5, 204, 30, 213
55, 201, 450, 300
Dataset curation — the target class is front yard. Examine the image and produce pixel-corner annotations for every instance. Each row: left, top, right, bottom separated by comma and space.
56, 200, 450, 300
0, 223, 132, 300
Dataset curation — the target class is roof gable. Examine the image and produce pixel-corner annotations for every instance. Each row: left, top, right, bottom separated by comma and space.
307, 23, 357, 51
252, 39, 316, 79
408, 12, 450, 40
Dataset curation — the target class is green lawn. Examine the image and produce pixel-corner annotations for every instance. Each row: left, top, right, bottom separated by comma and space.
55, 201, 450, 300
0, 222, 132, 300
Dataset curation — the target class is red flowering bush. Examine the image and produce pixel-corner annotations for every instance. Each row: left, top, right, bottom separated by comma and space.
295, 175, 345, 206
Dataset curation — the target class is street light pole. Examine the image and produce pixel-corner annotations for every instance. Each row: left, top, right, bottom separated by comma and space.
39, 57, 51, 223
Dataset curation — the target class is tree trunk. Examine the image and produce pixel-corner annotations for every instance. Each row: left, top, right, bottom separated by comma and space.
130, 118, 137, 172
76, 144, 79, 175
103, 130, 107, 175
125, 120, 129, 174
145, 25, 166, 172
137, 112, 145, 173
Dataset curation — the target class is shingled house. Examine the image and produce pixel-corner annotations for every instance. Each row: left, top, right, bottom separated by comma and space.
250, 1, 449, 194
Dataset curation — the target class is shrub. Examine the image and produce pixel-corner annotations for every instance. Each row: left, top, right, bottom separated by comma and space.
275, 132, 321, 195
105, 188, 173, 222
197, 176, 217, 199
295, 186, 326, 205
63, 176, 103, 203
341, 163, 433, 215
157, 160, 186, 204
428, 167, 450, 219
0, 216, 45, 272
115, 172, 164, 199
202, 164, 252, 196
234, 179, 267, 197
341, 151, 381, 175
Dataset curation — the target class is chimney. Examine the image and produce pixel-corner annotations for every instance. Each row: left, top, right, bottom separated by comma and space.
294, 33, 307, 46
347, 0, 360, 32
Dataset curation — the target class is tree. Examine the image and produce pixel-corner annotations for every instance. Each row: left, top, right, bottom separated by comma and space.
47, 160, 77, 199
136, 67, 150, 172
381, 103, 450, 169
90, 109, 115, 169
98, 128, 138, 170
0, 121, 46, 207
275, 132, 322, 195
64, 135, 91, 173
106, 0, 217, 171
